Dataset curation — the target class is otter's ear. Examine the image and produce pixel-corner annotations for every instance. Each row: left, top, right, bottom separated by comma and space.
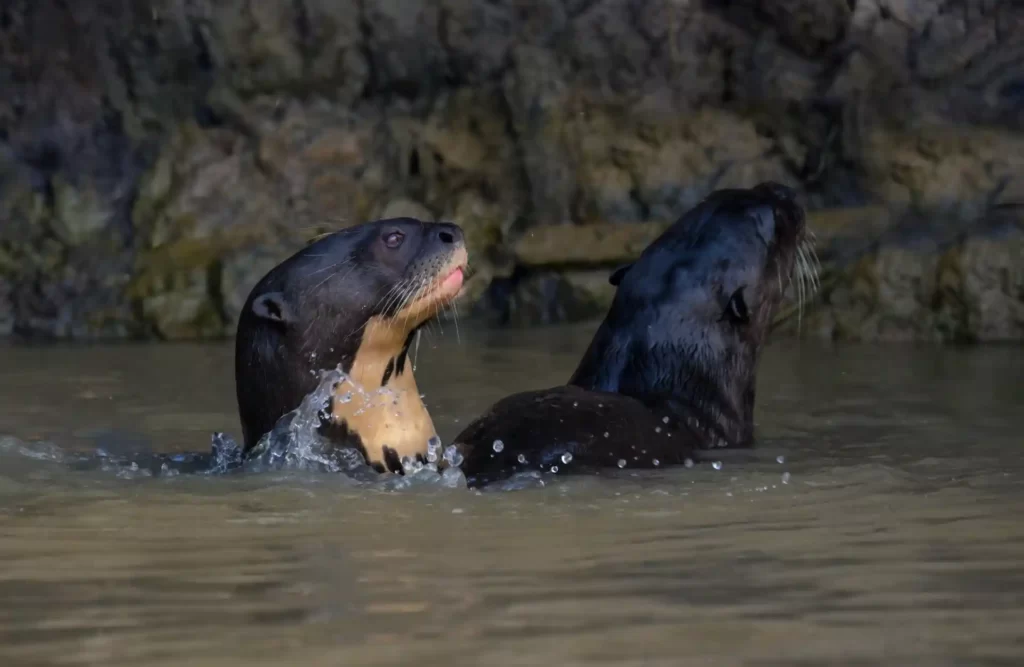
251, 292, 293, 325
609, 263, 633, 286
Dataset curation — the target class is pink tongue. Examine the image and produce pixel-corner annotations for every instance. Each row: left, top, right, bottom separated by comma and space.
442, 267, 464, 291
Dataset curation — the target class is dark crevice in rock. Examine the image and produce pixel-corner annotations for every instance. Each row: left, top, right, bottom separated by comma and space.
106, 29, 138, 106
207, 257, 228, 334
292, 0, 311, 75
190, 20, 213, 73
355, 0, 378, 99
408, 148, 420, 177
194, 103, 224, 128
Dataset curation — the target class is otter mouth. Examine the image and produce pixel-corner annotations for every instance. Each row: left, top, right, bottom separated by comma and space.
421, 255, 469, 305
436, 265, 466, 299
392, 248, 470, 324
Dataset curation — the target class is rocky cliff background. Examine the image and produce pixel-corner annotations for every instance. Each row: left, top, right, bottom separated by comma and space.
1, 0, 1022, 342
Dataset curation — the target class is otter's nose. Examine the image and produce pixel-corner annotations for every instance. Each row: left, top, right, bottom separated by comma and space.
757, 182, 805, 237
436, 223, 464, 246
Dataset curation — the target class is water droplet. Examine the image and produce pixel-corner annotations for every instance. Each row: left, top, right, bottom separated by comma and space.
338, 392, 353, 404
517, 453, 527, 464
443, 445, 464, 468
426, 436, 442, 464
652, 458, 660, 466
654, 426, 662, 433
684, 458, 694, 468
573, 401, 578, 407
776, 455, 786, 464
603, 432, 609, 438
712, 461, 722, 470
617, 459, 627, 468
561, 452, 573, 464
782, 472, 791, 484
550, 465, 559, 473
662, 416, 669, 424
492, 439, 504, 453
598, 403, 603, 408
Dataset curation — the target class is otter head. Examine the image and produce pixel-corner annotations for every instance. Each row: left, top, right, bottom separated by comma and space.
568, 182, 812, 449
235, 218, 468, 471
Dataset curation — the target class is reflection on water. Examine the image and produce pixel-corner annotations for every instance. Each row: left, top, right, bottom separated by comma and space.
1, 322, 1023, 666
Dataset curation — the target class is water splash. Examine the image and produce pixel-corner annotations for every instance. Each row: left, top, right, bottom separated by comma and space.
241, 366, 468, 490
0, 365, 474, 493
242, 367, 365, 474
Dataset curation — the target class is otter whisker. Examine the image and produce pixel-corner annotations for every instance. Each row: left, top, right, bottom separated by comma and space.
394, 277, 422, 318
795, 246, 807, 296
441, 300, 460, 345
419, 317, 439, 338
384, 276, 427, 338
389, 279, 414, 316
382, 279, 417, 336
433, 298, 445, 335
451, 300, 462, 345
373, 279, 413, 339
304, 257, 352, 280
376, 280, 407, 317
803, 240, 822, 293
800, 244, 820, 295
794, 249, 805, 334
413, 328, 422, 371
400, 277, 426, 318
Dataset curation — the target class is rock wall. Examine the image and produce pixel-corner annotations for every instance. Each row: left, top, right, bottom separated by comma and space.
1, 0, 1022, 342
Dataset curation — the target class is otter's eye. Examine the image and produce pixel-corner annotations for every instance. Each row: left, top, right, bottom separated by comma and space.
383, 231, 404, 249
722, 286, 750, 325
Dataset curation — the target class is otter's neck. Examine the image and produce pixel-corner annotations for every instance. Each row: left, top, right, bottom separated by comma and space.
659, 376, 755, 450
569, 333, 756, 450
330, 318, 436, 471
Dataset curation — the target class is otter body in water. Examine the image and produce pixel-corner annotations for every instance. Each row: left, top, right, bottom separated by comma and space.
235, 218, 468, 473
453, 183, 813, 486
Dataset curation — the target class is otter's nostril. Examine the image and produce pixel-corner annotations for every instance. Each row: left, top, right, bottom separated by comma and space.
439, 231, 454, 244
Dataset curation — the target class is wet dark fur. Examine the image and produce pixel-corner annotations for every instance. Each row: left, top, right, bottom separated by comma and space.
454, 182, 806, 486
234, 217, 464, 471
455, 386, 696, 487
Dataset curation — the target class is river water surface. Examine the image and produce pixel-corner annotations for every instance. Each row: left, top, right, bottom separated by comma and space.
1, 322, 1023, 666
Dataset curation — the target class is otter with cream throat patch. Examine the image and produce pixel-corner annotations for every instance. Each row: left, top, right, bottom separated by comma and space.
234, 217, 468, 473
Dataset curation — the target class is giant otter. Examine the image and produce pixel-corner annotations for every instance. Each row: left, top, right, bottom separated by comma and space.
235, 218, 468, 473
453, 182, 813, 486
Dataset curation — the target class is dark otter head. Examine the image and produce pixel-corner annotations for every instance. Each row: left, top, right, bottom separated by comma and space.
568, 182, 811, 449
235, 218, 468, 452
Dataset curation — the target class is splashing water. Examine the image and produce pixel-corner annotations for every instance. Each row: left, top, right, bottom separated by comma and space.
243, 367, 366, 474
15, 365, 472, 492
443, 445, 465, 468
242, 366, 468, 489
426, 436, 443, 464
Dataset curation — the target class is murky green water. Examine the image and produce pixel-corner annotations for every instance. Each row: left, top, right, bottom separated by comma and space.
1, 323, 1023, 666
